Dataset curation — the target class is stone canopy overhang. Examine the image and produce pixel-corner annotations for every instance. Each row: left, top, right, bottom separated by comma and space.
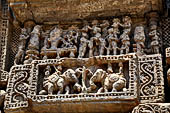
8, 0, 163, 23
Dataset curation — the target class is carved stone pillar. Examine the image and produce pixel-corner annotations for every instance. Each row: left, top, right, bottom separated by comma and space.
0, 0, 9, 88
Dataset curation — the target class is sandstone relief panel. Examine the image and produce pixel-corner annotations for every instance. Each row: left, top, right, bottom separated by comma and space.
0, 0, 167, 113
3, 14, 164, 113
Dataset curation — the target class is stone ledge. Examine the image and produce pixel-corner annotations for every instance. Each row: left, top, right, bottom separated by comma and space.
8, 0, 163, 23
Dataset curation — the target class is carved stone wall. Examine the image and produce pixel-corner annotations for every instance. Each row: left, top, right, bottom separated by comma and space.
0, 0, 169, 113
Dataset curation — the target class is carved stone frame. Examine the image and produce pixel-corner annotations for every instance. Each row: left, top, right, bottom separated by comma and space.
4, 65, 31, 110
4, 54, 164, 113
138, 54, 164, 103
27, 54, 139, 112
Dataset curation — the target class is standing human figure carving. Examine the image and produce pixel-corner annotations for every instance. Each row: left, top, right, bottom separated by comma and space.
134, 26, 146, 55
119, 16, 132, 54
100, 20, 110, 38
14, 28, 29, 65
149, 24, 160, 54
107, 18, 120, 55
24, 25, 41, 64
28, 25, 41, 50
67, 30, 78, 47
78, 21, 90, 58
39, 65, 52, 95
98, 20, 110, 55
89, 20, 101, 57
49, 27, 63, 50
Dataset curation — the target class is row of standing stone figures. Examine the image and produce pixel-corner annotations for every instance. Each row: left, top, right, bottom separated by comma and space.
39, 62, 126, 95
14, 16, 160, 65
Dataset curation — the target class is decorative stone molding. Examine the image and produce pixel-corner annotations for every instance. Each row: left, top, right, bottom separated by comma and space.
0, 0, 9, 84
4, 53, 165, 113
132, 103, 170, 113
138, 54, 164, 103
4, 65, 31, 110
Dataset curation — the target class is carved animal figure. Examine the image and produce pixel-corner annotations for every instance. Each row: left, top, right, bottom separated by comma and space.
88, 69, 107, 93
42, 69, 79, 95
104, 73, 126, 92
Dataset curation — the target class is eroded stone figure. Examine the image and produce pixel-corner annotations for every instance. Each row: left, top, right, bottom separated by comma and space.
119, 16, 132, 54
24, 25, 41, 64
72, 68, 84, 93
106, 18, 120, 55
41, 30, 51, 59
49, 27, 63, 50
28, 25, 41, 50
41, 66, 80, 95
14, 28, 29, 65
167, 68, 170, 87
78, 22, 90, 58
64, 27, 79, 58
104, 62, 126, 92
100, 20, 110, 38
88, 69, 108, 93
89, 20, 102, 57
39, 65, 62, 95
99, 20, 110, 55
67, 30, 78, 47
149, 24, 160, 54
106, 21, 120, 55
0, 90, 6, 108
41, 30, 50, 50
60, 69, 79, 94
99, 36, 106, 55
39, 65, 52, 95
134, 26, 146, 55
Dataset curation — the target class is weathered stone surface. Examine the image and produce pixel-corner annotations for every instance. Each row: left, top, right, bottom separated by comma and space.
0, 90, 6, 107
8, 0, 163, 23
1, 0, 170, 113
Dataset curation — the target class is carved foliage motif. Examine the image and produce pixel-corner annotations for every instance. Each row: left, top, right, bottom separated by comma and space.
139, 55, 164, 103
4, 65, 31, 109
132, 103, 170, 113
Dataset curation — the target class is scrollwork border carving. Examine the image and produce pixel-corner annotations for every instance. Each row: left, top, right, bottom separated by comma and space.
4, 65, 31, 110
138, 54, 164, 103
132, 103, 170, 113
